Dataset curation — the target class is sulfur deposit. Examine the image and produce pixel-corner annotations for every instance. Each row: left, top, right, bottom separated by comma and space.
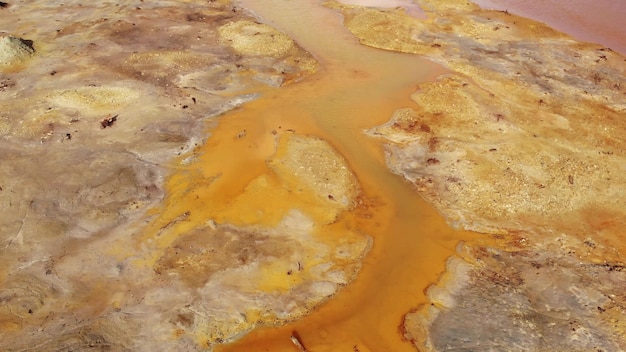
219, 20, 295, 57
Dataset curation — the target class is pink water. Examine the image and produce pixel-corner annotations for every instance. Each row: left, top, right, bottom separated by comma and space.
338, 0, 426, 18
474, 0, 626, 54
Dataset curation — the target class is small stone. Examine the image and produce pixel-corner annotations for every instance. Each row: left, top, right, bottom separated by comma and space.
0, 34, 35, 67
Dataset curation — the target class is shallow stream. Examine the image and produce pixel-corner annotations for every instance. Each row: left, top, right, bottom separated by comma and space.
1, 0, 624, 350
151, 0, 625, 350
188, 0, 490, 350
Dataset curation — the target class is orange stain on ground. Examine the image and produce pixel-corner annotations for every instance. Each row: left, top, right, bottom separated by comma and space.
139, 0, 495, 350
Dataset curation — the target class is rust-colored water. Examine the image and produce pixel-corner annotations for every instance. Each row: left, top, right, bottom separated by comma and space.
138, 0, 493, 350
115, 0, 626, 349
170, 1, 492, 351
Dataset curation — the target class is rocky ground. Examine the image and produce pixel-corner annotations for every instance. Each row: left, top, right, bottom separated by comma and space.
327, 0, 626, 350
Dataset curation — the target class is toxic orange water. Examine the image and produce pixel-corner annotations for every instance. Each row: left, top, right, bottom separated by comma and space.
147, 0, 491, 351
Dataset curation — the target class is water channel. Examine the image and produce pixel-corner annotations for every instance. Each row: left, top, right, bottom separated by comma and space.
133, 0, 626, 350
2, 0, 624, 350
185, 0, 491, 350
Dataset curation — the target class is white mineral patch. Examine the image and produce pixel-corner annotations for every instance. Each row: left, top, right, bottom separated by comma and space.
0, 35, 34, 67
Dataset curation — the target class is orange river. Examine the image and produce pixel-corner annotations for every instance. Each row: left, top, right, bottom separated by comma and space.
200, 0, 491, 351
151, 0, 626, 350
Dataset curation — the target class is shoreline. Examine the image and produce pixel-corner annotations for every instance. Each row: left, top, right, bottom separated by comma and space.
473, 0, 626, 54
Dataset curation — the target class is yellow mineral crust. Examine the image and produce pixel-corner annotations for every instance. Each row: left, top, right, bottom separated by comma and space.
0, 34, 35, 69
330, 0, 626, 239
219, 20, 296, 57
328, 0, 626, 350
268, 134, 361, 223
149, 210, 370, 347
130, 134, 371, 349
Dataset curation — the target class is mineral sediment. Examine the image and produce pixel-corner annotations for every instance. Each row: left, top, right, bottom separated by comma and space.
219, 20, 295, 57
0, 1, 374, 351
405, 241, 626, 352
327, 0, 626, 350
3, 0, 625, 349
132, 133, 371, 348
329, 0, 626, 235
